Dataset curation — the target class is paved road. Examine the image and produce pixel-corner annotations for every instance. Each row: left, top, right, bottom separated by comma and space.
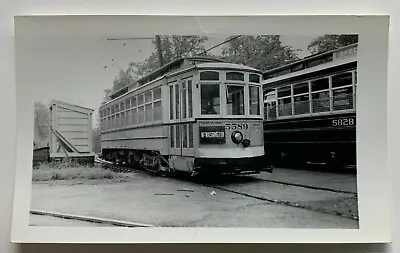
30, 170, 358, 228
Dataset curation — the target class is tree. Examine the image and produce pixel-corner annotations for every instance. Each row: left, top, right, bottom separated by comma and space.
220, 35, 299, 71
130, 35, 208, 79
33, 101, 51, 148
307, 35, 358, 55
112, 68, 133, 92
104, 36, 208, 101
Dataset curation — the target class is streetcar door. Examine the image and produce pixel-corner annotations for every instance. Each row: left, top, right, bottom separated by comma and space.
180, 78, 195, 157
169, 79, 194, 157
171, 81, 183, 156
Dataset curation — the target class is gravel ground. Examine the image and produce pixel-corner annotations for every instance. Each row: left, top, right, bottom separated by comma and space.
30, 170, 359, 228
257, 167, 358, 193
208, 177, 358, 219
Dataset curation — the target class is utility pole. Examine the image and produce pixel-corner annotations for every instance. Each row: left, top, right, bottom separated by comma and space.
155, 35, 164, 67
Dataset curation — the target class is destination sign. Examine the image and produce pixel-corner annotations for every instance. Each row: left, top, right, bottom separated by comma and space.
199, 126, 226, 144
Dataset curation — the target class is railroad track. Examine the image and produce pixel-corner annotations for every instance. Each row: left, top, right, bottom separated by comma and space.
252, 177, 357, 195
202, 184, 358, 221
30, 209, 154, 227
97, 159, 359, 221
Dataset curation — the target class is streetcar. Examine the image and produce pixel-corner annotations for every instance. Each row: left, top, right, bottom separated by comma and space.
262, 43, 358, 171
99, 57, 271, 175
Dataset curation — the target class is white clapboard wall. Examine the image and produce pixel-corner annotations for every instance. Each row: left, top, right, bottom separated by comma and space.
49, 100, 95, 160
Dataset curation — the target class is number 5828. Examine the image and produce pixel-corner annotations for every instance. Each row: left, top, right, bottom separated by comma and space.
332, 118, 355, 127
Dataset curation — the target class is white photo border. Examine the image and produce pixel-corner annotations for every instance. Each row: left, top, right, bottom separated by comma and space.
11, 15, 390, 243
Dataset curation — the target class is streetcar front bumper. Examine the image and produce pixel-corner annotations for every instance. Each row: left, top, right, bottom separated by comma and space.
194, 156, 273, 174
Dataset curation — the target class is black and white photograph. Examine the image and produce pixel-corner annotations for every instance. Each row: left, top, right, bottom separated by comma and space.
11, 15, 390, 243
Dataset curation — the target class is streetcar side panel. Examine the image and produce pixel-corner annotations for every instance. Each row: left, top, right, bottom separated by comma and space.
99, 77, 169, 156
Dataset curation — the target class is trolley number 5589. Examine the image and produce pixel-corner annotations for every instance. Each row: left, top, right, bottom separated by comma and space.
225, 123, 249, 130
332, 118, 355, 127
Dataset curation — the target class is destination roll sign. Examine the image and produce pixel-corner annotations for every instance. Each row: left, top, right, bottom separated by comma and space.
199, 126, 226, 144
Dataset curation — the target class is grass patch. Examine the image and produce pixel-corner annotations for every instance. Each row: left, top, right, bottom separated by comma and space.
32, 162, 130, 182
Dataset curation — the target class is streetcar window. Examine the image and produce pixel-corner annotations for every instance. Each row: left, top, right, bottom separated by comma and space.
107, 116, 110, 130
278, 97, 292, 117
132, 97, 137, 107
145, 91, 152, 103
264, 90, 277, 120
201, 84, 220, 115
249, 85, 260, 115
278, 86, 291, 97
126, 99, 131, 109
311, 78, 329, 92
200, 71, 219, 80
138, 106, 145, 124
227, 85, 244, 115
137, 94, 144, 105
294, 94, 310, 115
153, 101, 162, 121
183, 125, 188, 148
111, 105, 115, 114
116, 113, 120, 128
120, 101, 125, 111
354, 71, 357, 84
188, 124, 193, 148
175, 125, 181, 148
275, 68, 291, 77
226, 72, 244, 81
145, 104, 152, 122
112, 115, 115, 129
182, 83, 187, 119
291, 63, 304, 72
169, 86, 174, 120
333, 87, 354, 111
188, 80, 193, 118
126, 109, 132, 126
132, 108, 137, 125
170, 126, 174, 147
332, 72, 352, 88
312, 91, 330, 113
175, 84, 180, 119
115, 104, 119, 113
293, 82, 309, 95
249, 74, 260, 83
121, 112, 125, 127
153, 87, 162, 100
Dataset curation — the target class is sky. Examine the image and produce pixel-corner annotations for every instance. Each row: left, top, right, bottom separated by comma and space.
18, 34, 316, 128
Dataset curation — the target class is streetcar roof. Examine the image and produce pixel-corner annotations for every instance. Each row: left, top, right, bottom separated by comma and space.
106, 56, 261, 102
135, 56, 226, 83
262, 43, 358, 79
107, 57, 224, 98
195, 62, 263, 74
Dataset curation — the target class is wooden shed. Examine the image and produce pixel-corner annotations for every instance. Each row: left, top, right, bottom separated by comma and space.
49, 100, 95, 163
32, 146, 50, 165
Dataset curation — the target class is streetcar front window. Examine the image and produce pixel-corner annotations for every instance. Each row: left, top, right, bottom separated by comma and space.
226, 85, 244, 115
201, 84, 220, 115
249, 85, 260, 115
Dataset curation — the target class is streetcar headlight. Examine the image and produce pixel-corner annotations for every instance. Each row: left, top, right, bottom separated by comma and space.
241, 139, 251, 148
231, 131, 243, 144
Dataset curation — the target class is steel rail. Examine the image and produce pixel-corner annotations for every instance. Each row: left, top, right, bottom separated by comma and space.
30, 209, 154, 227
